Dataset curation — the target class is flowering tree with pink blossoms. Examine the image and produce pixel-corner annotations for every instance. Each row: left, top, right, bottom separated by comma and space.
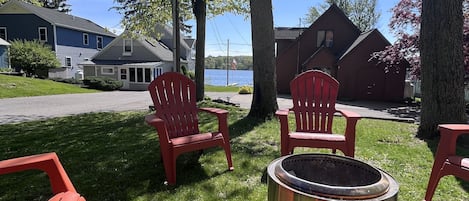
372, 0, 469, 79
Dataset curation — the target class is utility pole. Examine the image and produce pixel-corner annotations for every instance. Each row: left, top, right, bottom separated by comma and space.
172, 0, 181, 72
226, 39, 229, 86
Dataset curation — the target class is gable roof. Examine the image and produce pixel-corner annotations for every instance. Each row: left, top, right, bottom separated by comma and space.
90, 31, 174, 62
153, 24, 191, 59
309, 3, 360, 33
0, 38, 10, 46
302, 46, 335, 66
91, 24, 193, 63
0, 0, 116, 37
275, 27, 307, 40
339, 29, 389, 61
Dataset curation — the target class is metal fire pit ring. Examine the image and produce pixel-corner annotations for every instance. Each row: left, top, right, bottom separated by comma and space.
267, 153, 399, 201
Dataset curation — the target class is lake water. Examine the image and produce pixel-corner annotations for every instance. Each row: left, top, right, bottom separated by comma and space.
205, 69, 253, 86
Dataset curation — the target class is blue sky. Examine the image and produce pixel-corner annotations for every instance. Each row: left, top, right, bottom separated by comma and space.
67, 0, 399, 56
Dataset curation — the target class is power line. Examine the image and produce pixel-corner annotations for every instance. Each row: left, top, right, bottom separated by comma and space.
226, 14, 250, 44
209, 19, 225, 52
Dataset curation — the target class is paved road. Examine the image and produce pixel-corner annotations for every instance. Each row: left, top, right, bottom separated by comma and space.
0, 91, 415, 125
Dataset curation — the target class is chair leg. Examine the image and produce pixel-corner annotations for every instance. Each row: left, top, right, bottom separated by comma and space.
161, 152, 176, 185
223, 144, 234, 171
425, 165, 444, 201
280, 139, 290, 156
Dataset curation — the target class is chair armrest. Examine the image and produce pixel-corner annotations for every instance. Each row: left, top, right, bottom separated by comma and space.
336, 109, 361, 140
199, 108, 229, 137
0, 152, 77, 194
48, 191, 86, 201
145, 114, 171, 144
199, 107, 228, 116
275, 109, 290, 117
337, 109, 361, 119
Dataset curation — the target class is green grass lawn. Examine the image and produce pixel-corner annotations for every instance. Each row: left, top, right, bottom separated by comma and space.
0, 101, 468, 201
0, 74, 98, 99
0, 74, 242, 99
205, 85, 240, 92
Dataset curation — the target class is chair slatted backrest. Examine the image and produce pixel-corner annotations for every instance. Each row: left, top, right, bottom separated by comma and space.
290, 70, 339, 134
148, 72, 199, 138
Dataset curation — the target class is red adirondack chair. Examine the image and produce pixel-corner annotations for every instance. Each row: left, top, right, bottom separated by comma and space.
424, 124, 469, 201
0, 152, 85, 201
145, 72, 234, 185
276, 70, 361, 157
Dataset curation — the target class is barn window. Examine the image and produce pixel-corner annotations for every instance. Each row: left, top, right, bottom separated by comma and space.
317, 30, 333, 47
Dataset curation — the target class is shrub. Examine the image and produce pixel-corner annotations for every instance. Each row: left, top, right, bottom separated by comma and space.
50, 77, 83, 85
10, 39, 60, 77
185, 71, 195, 80
83, 76, 123, 91
238, 85, 253, 94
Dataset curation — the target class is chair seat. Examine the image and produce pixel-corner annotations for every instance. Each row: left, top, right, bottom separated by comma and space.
171, 132, 224, 147
290, 132, 346, 142
448, 156, 469, 169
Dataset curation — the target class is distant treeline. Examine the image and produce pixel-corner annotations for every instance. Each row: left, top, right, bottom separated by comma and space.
205, 56, 253, 70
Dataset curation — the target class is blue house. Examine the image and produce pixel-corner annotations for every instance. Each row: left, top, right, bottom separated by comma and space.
0, 0, 116, 78
0, 38, 10, 69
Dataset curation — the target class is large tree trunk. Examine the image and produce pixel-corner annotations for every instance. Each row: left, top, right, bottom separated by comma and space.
248, 0, 278, 118
194, 0, 206, 101
418, 0, 466, 138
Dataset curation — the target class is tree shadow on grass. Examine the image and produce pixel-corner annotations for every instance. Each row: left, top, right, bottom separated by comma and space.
0, 109, 280, 200
0, 111, 215, 200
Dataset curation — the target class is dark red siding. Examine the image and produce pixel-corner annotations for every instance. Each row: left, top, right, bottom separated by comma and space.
276, 5, 360, 94
337, 31, 406, 101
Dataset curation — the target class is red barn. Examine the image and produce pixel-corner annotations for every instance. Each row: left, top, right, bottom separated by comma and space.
275, 4, 408, 101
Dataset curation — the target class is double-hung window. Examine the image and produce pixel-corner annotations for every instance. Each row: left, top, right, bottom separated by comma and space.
65, 57, 72, 67
123, 39, 132, 56
83, 33, 89, 45
0, 27, 7, 40
97, 36, 103, 50
39, 27, 47, 42
317, 30, 333, 47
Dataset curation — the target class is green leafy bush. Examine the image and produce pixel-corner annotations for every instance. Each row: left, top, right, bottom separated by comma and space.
83, 76, 123, 91
10, 39, 60, 77
238, 85, 253, 94
50, 77, 83, 85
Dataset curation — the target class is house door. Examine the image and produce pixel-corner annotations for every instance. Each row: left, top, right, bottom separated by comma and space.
119, 68, 129, 89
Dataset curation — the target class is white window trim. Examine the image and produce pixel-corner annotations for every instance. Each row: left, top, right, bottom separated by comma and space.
96, 36, 103, 50
83, 33, 89, 45
0, 27, 7, 40
101, 66, 114, 75
65, 56, 72, 67
129, 67, 154, 83
123, 38, 133, 56
38, 27, 47, 42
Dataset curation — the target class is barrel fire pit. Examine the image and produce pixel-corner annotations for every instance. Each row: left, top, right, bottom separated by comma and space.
267, 154, 399, 201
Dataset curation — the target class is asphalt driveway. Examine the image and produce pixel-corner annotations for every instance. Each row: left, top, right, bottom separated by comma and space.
0, 91, 414, 125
